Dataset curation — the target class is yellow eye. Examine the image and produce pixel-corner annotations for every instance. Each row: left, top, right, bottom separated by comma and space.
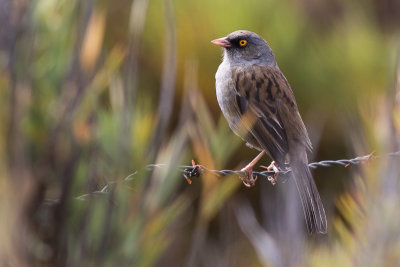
239, 39, 247, 47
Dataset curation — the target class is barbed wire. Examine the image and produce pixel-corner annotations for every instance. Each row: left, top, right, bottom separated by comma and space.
180, 151, 400, 182
43, 151, 399, 204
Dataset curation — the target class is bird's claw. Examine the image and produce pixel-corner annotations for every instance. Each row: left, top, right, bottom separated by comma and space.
266, 161, 279, 186
240, 166, 257, 187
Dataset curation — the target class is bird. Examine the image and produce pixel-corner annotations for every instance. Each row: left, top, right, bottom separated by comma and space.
211, 30, 327, 234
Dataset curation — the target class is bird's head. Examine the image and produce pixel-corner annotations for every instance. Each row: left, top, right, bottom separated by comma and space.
212, 30, 276, 66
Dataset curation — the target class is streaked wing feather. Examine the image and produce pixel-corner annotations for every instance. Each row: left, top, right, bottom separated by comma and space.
231, 66, 292, 163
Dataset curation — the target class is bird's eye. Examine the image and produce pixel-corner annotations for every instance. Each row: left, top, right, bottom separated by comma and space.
239, 39, 247, 47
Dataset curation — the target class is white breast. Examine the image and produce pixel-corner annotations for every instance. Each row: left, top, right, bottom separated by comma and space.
215, 59, 241, 130
215, 60, 232, 111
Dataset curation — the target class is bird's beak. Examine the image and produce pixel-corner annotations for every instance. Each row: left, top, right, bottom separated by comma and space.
211, 37, 231, 48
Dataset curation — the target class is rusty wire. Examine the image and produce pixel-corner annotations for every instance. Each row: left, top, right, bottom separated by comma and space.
43, 151, 399, 204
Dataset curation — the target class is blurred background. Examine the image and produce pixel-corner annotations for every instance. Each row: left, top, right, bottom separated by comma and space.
1, 0, 400, 266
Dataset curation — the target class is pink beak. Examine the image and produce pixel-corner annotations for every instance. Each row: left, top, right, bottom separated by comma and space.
211, 37, 231, 48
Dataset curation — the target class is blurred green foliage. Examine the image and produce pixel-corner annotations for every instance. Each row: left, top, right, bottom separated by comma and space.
0, 0, 399, 266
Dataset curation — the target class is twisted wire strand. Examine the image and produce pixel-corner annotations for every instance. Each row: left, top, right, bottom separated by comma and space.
181, 151, 400, 180
44, 151, 399, 204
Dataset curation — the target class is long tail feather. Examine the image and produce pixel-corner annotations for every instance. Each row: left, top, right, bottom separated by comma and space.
290, 160, 327, 234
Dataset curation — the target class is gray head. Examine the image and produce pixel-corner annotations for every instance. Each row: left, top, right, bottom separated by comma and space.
211, 30, 276, 66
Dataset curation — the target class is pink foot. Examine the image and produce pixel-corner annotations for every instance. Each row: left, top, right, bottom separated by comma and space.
240, 164, 257, 187
266, 161, 279, 186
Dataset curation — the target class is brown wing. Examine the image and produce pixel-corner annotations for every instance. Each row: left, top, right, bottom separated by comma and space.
232, 65, 312, 164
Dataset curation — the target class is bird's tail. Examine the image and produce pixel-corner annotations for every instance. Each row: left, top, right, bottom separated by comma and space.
290, 159, 327, 234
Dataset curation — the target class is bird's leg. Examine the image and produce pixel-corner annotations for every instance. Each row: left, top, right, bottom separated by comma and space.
266, 161, 279, 186
240, 151, 265, 187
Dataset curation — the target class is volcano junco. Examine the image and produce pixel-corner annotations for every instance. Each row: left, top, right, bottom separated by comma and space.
212, 30, 327, 234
